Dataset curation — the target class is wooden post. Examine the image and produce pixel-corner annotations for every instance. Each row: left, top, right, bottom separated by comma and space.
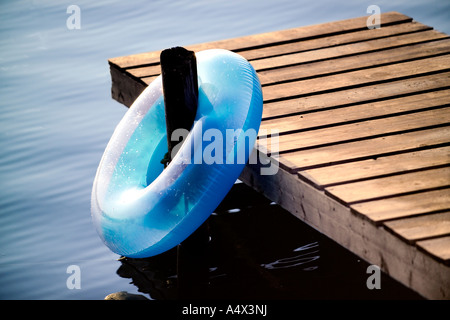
160, 47, 208, 298
160, 46, 198, 165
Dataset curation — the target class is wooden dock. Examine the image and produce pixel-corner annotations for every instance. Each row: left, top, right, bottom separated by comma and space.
108, 12, 450, 299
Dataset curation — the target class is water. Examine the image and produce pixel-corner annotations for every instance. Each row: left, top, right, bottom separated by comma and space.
1, 0, 447, 300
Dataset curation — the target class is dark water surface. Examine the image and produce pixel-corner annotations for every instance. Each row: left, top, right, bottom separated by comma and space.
112, 182, 422, 300
1, 0, 447, 300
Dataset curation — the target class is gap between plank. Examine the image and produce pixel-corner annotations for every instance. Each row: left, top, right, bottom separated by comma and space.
260, 103, 450, 138
276, 122, 450, 155
290, 141, 450, 172
263, 67, 450, 104
320, 163, 450, 189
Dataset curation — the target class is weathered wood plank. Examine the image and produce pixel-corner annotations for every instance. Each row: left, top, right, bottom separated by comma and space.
417, 236, 450, 263
241, 21, 432, 61
115, 61, 450, 112
132, 21, 435, 80
260, 89, 450, 136
262, 54, 450, 101
261, 107, 450, 154
251, 30, 449, 73
262, 72, 450, 119
326, 167, 450, 204
140, 37, 450, 86
351, 188, 450, 223
302, 146, 450, 188
257, 38, 450, 86
384, 212, 450, 243
109, 11, 412, 69
280, 126, 450, 171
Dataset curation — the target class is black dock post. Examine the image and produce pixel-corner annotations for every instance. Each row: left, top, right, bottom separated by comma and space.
160, 46, 198, 165
160, 47, 208, 299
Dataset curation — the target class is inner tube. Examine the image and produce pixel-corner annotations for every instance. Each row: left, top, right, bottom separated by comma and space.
91, 49, 263, 258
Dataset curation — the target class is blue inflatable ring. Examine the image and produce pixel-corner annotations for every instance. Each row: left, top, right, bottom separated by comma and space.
91, 49, 263, 258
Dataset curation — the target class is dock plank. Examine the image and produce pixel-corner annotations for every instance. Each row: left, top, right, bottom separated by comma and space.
240, 21, 432, 61
351, 188, 450, 222
262, 54, 450, 101
134, 22, 438, 81
262, 72, 450, 119
384, 212, 450, 243
281, 126, 450, 171
417, 236, 450, 263
302, 146, 450, 187
257, 38, 450, 86
261, 89, 450, 136
251, 30, 449, 72
262, 107, 450, 154
326, 167, 450, 204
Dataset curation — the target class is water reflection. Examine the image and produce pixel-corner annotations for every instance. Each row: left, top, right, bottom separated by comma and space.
261, 242, 320, 270
107, 182, 422, 300
107, 182, 324, 299
114, 251, 178, 300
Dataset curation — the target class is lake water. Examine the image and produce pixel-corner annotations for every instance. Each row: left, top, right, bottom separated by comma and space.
1, 0, 448, 300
